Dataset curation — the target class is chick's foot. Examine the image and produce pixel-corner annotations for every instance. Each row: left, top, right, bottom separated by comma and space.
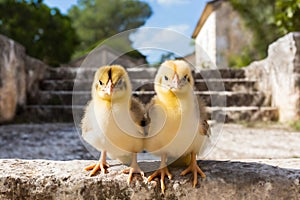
148, 167, 172, 194
180, 159, 205, 187
122, 164, 144, 184
84, 162, 109, 176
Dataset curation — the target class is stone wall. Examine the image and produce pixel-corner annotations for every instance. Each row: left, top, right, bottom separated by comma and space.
195, 11, 217, 68
25, 56, 47, 103
215, 1, 254, 68
194, 1, 254, 69
0, 35, 26, 123
246, 32, 300, 122
0, 34, 47, 123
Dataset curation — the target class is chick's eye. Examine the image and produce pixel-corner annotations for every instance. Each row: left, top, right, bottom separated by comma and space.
183, 75, 190, 82
164, 76, 169, 81
116, 78, 123, 86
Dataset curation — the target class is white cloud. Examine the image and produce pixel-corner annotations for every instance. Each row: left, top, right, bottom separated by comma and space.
166, 24, 190, 35
130, 26, 194, 63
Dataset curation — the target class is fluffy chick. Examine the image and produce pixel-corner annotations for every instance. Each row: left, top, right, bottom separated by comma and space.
144, 60, 210, 193
81, 65, 145, 183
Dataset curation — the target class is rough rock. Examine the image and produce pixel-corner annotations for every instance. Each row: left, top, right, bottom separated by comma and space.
0, 123, 300, 199
245, 59, 271, 106
25, 56, 47, 103
0, 34, 26, 123
0, 159, 299, 200
246, 32, 300, 122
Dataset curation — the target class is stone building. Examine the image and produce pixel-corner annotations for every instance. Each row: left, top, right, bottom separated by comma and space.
192, 0, 254, 68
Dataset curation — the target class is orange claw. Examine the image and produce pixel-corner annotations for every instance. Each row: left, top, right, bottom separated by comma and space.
180, 152, 206, 187
85, 150, 109, 176
84, 162, 109, 176
122, 153, 144, 184
122, 166, 144, 184
148, 166, 172, 194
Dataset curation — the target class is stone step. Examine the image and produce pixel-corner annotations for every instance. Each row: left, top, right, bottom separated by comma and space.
29, 90, 266, 108
208, 106, 279, 122
40, 80, 81, 91
41, 79, 257, 92
24, 105, 81, 122
194, 79, 256, 92
29, 91, 91, 106
44, 67, 157, 80
2, 159, 300, 200
194, 69, 245, 79
24, 105, 278, 123
134, 91, 265, 106
2, 159, 300, 199
40, 79, 154, 91
44, 67, 78, 80
44, 67, 245, 81
134, 79, 256, 92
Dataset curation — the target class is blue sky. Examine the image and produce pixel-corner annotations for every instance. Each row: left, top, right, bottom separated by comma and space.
44, 0, 208, 63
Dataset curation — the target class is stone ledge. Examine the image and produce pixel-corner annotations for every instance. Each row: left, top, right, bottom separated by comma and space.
0, 159, 299, 200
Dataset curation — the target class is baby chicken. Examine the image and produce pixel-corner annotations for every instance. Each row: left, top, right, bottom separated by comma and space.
81, 65, 145, 183
144, 60, 210, 193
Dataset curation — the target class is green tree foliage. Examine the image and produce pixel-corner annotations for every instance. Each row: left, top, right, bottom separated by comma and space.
0, 0, 78, 66
160, 52, 176, 63
228, 0, 300, 68
68, 0, 152, 57
274, 0, 300, 34
229, 0, 280, 60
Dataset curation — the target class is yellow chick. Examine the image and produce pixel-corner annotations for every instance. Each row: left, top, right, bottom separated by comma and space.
144, 60, 210, 193
81, 65, 145, 183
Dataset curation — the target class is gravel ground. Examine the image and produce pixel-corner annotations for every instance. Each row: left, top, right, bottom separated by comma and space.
0, 123, 299, 161
0, 124, 94, 160
207, 124, 300, 160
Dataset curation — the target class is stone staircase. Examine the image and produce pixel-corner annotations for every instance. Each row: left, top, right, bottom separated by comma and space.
24, 66, 278, 123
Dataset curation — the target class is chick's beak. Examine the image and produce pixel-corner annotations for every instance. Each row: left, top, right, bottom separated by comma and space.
172, 73, 180, 89
105, 80, 114, 95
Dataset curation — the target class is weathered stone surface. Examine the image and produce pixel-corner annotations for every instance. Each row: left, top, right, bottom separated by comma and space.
0, 34, 26, 123
29, 90, 266, 107
246, 32, 300, 122
194, 69, 245, 79
268, 32, 300, 121
44, 67, 157, 80
245, 59, 271, 106
22, 105, 77, 122
1, 123, 300, 198
23, 104, 279, 123
25, 56, 47, 104
209, 106, 279, 122
0, 159, 299, 200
